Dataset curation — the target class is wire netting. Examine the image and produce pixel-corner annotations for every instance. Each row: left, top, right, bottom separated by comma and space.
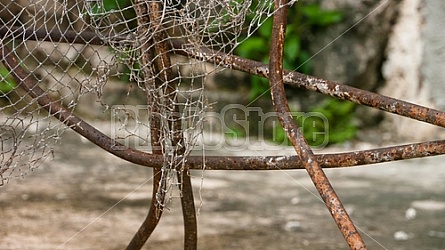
0, 0, 295, 205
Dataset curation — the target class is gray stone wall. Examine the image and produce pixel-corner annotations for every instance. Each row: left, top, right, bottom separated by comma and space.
379, 0, 436, 141
309, 0, 445, 142
422, 0, 445, 110
310, 0, 398, 90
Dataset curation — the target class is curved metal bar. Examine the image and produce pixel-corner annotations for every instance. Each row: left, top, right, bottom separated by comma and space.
125, 1, 166, 248
267, 1, 366, 248
1, 42, 444, 173
125, 167, 163, 250
1, 13, 444, 250
2, 26, 444, 128
172, 40, 445, 129
1, 31, 445, 174
3, 35, 445, 249
0, 42, 162, 167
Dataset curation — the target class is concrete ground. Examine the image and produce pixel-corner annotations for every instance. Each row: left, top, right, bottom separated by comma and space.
1, 130, 445, 250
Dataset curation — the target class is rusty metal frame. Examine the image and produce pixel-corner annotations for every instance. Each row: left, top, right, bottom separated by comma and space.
267, 1, 366, 248
1, 3, 445, 250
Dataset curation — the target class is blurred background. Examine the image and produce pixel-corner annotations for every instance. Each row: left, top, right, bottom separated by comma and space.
1, 0, 445, 249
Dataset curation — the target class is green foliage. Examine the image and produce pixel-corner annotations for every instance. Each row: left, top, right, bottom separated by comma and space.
311, 98, 357, 145
302, 4, 344, 27
234, 2, 354, 146
273, 99, 357, 147
0, 65, 16, 95
88, 0, 137, 84
236, 2, 344, 101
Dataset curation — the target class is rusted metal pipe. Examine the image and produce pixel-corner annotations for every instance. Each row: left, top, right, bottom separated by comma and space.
267, 1, 366, 248
185, 140, 445, 170
0, 43, 162, 167
0, 44, 443, 174
127, 1, 197, 248
2, 26, 445, 128
2, 15, 445, 250
1, 43, 444, 174
124, 1, 167, 249
172, 40, 445, 129
124, 167, 163, 250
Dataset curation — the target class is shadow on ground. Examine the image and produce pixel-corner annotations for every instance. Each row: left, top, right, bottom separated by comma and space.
1, 131, 445, 250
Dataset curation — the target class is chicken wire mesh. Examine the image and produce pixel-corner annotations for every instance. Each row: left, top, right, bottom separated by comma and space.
1, 0, 111, 184
0, 0, 295, 195
3, 1, 445, 249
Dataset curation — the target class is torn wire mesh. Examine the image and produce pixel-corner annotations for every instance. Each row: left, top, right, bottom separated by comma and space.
0, 0, 295, 208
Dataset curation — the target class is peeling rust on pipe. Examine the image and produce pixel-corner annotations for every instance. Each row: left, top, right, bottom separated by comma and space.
0, 43, 444, 173
175, 41, 445, 129
0, 44, 443, 173
2, 15, 445, 250
125, 1, 166, 249
183, 140, 445, 170
3, 26, 445, 128
267, 1, 367, 248
0, 43, 161, 168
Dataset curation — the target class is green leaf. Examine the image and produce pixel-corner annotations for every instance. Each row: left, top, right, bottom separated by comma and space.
0, 66, 16, 94
0, 81, 15, 94
248, 76, 269, 101
236, 37, 267, 60
315, 11, 344, 26
297, 51, 312, 74
308, 99, 357, 144
103, 0, 118, 11
303, 4, 344, 26
284, 36, 300, 62
259, 18, 273, 37
303, 4, 323, 19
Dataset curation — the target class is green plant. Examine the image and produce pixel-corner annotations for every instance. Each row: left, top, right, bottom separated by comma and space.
273, 99, 357, 147
0, 65, 16, 95
87, 0, 138, 83
236, 2, 344, 101
313, 98, 357, 144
